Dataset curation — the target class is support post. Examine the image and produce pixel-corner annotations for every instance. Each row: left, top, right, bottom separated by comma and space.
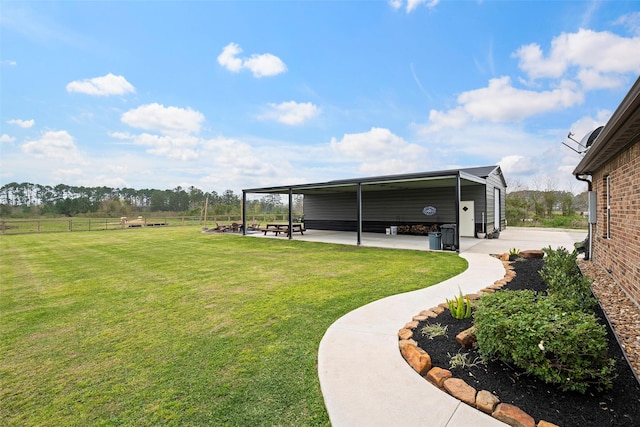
356, 183, 362, 246
242, 192, 247, 235
288, 188, 293, 240
455, 173, 461, 252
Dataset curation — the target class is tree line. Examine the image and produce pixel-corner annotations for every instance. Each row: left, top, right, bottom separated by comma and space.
0, 182, 299, 218
506, 189, 588, 226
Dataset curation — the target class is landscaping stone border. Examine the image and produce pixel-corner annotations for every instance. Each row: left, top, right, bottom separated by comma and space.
397, 250, 558, 427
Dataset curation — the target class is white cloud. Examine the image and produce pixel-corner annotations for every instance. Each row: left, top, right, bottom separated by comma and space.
423, 107, 470, 133
117, 104, 208, 161
52, 168, 84, 183
217, 43, 244, 72
202, 136, 263, 169
116, 132, 200, 161
2, 60, 17, 66
389, 0, 439, 13
614, 12, 640, 36
498, 155, 538, 176
422, 77, 583, 131
200, 136, 286, 189
330, 127, 427, 175
21, 130, 86, 163
66, 73, 135, 96
459, 77, 583, 121
576, 68, 627, 91
7, 118, 35, 128
217, 43, 287, 78
514, 29, 640, 84
259, 101, 319, 125
121, 103, 204, 135
1, 134, 16, 143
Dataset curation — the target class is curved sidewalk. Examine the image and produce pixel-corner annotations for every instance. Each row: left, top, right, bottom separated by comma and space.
317, 253, 507, 426
317, 228, 587, 426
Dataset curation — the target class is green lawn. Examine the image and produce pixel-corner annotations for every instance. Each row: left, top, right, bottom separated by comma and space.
0, 227, 467, 426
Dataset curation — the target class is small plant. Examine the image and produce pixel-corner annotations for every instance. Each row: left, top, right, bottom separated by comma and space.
447, 351, 482, 369
420, 323, 448, 340
509, 247, 520, 256
446, 288, 472, 319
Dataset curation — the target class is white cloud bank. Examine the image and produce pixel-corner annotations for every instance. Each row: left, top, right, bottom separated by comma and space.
66, 73, 136, 96
421, 27, 639, 134
217, 43, 287, 78
7, 119, 35, 128
21, 130, 86, 164
121, 103, 204, 135
389, 0, 439, 13
330, 127, 428, 175
514, 28, 640, 88
1, 134, 16, 143
116, 103, 206, 161
259, 101, 319, 125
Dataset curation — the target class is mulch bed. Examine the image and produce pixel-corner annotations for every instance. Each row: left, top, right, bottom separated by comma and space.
412, 258, 640, 426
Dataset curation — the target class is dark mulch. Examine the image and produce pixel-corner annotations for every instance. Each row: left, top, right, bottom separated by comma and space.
413, 258, 640, 426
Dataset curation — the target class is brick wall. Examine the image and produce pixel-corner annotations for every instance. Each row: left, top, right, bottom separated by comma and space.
591, 140, 640, 307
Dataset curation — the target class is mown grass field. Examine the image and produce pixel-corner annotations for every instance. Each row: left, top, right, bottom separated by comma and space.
0, 227, 467, 426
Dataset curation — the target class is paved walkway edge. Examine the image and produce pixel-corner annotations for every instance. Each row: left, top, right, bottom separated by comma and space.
317, 253, 508, 427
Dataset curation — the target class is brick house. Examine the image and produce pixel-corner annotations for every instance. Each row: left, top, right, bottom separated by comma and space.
573, 76, 640, 307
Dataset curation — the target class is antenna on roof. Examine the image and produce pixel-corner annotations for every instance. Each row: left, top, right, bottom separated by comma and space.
563, 131, 588, 154
562, 126, 603, 155
581, 126, 604, 148
567, 132, 588, 149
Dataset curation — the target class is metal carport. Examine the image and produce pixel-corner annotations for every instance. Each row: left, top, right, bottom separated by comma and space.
242, 166, 505, 251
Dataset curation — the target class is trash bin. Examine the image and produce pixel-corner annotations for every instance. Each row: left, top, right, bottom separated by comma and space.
441, 224, 457, 250
428, 232, 442, 250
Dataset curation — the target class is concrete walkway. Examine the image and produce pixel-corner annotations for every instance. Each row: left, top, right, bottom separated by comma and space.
310, 227, 587, 426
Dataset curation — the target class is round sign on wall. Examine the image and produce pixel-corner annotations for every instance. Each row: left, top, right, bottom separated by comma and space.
422, 206, 437, 216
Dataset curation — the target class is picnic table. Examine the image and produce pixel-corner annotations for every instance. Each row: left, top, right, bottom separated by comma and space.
261, 223, 305, 236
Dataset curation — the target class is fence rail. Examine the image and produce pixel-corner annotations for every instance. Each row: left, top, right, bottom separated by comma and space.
0, 214, 296, 235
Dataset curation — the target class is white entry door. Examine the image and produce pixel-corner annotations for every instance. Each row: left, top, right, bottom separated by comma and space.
459, 201, 475, 237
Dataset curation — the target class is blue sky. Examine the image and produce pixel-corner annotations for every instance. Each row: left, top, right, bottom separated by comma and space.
1, 0, 639, 195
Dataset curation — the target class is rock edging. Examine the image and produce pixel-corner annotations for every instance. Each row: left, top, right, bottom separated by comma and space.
397, 251, 557, 427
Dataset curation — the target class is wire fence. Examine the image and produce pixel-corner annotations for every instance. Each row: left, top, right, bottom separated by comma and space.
0, 214, 296, 235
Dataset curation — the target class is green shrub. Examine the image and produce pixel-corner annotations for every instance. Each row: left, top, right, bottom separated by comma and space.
540, 247, 596, 311
474, 290, 616, 393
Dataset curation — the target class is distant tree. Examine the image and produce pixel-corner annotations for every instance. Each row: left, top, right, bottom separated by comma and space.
100, 198, 132, 217
573, 191, 588, 212
188, 186, 205, 211
506, 192, 529, 225
168, 186, 190, 212
293, 194, 303, 215
150, 190, 168, 211
260, 194, 283, 212
560, 192, 575, 216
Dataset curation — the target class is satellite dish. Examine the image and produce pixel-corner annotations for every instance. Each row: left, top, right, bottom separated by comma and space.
580, 126, 604, 149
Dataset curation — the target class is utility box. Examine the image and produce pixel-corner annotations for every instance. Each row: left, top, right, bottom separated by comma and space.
441, 224, 457, 250
588, 191, 597, 224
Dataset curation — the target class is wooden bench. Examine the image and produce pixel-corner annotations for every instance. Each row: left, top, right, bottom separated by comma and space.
286, 224, 306, 236
261, 223, 305, 236
261, 227, 287, 236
